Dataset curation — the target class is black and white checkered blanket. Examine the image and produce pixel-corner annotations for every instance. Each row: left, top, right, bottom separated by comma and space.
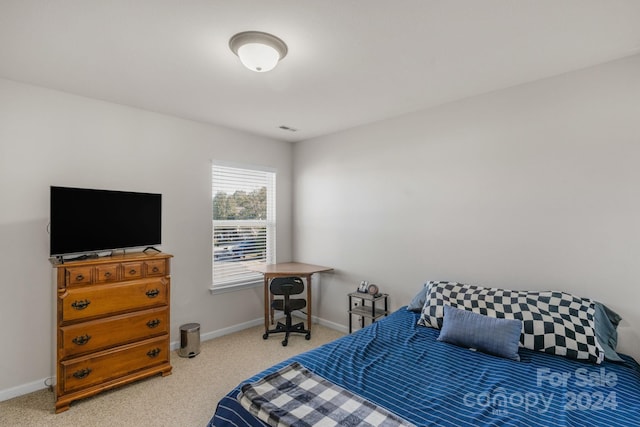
237, 362, 415, 427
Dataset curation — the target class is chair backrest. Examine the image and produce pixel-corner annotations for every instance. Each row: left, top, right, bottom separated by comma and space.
270, 277, 304, 296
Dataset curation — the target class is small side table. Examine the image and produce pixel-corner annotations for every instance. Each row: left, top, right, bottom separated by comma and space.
348, 292, 389, 333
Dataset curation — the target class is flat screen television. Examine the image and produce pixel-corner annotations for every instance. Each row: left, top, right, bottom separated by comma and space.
50, 186, 162, 257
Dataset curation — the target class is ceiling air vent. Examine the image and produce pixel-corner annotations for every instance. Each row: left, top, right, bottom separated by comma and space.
279, 125, 298, 132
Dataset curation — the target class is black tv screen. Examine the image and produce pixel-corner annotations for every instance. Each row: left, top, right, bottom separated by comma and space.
50, 186, 162, 256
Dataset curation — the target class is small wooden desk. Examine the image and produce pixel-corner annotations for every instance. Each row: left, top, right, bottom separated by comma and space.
247, 262, 333, 336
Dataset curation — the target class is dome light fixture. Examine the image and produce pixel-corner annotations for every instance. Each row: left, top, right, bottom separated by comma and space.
229, 31, 288, 72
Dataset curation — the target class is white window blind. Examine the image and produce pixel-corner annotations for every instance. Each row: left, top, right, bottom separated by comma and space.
212, 164, 275, 289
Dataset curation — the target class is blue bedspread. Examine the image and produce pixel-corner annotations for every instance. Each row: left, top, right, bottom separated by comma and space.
209, 308, 640, 427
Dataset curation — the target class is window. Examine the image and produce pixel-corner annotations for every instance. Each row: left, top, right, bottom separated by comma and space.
211, 163, 275, 291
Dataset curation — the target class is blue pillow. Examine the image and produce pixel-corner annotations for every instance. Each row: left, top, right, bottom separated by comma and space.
594, 302, 623, 362
437, 305, 522, 361
407, 282, 431, 312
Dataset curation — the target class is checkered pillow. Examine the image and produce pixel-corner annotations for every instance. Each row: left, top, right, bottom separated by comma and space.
418, 281, 604, 364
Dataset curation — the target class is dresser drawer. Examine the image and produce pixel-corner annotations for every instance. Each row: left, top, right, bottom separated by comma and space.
145, 259, 166, 277
60, 336, 169, 394
59, 307, 168, 358
95, 264, 119, 283
122, 262, 143, 280
60, 278, 168, 322
65, 266, 93, 286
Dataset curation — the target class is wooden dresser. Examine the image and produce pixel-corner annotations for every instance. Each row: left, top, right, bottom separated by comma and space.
52, 252, 173, 413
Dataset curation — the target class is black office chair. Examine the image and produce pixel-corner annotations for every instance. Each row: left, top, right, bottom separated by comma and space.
262, 276, 310, 346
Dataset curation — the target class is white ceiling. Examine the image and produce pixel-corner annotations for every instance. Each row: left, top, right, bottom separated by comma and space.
1, 1, 640, 143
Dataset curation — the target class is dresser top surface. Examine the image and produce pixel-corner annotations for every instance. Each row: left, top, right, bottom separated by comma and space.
50, 251, 173, 268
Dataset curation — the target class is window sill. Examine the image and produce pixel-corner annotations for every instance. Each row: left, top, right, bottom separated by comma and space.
209, 280, 263, 295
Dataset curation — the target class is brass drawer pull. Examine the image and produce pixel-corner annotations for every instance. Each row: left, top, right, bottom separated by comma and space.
152, 266, 159, 273
146, 289, 160, 298
72, 368, 92, 379
147, 348, 161, 358
71, 299, 91, 310
129, 269, 137, 275
75, 274, 85, 281
104, 272, 112, 278
72, 334, 92, 345
146, 319, 161, 328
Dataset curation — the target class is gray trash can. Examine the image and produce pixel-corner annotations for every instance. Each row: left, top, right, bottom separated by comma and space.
178, 323, 200, 358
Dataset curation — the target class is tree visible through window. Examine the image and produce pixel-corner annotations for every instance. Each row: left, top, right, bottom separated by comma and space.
212, 164, 275, 288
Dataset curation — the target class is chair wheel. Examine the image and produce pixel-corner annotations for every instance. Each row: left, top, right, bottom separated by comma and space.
305, 333, 311, 340
282, 339, 288, 347
263, 333, 268, 340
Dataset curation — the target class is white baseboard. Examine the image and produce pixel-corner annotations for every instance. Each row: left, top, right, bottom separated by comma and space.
315, 316, 349, 334
170, 313, 348, 350
0, 378, 53, 403
170, 315, 272, 350
1, 314, 347, 402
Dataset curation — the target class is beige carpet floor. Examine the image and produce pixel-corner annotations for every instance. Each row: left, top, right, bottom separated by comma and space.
0, 319, 344, 427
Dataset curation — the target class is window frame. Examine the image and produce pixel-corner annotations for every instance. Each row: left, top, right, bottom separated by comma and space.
209, 161, 276, 294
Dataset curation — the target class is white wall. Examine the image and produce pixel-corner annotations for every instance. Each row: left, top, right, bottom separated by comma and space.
3, 53, 640, 401
0, 78, 293, 398
293, 54, 640, 361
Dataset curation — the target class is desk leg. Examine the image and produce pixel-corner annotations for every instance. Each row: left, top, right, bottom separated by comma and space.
305, 274, 312, 333
263, 274, 269, 333
270, 282, 275, 325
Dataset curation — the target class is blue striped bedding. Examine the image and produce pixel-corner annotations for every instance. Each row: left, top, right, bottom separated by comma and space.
209, 308, 640, 427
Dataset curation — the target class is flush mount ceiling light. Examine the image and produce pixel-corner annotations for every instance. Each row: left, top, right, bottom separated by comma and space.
229, 31, 288, 72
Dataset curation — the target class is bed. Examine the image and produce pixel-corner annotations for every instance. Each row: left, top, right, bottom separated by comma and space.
209, 284, 640, 426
